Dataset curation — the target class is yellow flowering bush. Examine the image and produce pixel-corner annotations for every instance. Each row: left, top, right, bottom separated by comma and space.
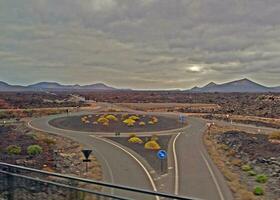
139, 121, 146, 126
144, 140, 161, 150
97, 117, 109, 124
123, 118, 136, 126
128, 137, 143, 144
129, 115, 140, 121
105, 114, 118, 121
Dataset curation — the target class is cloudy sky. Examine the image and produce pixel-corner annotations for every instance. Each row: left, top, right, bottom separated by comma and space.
0, 0, 280, 89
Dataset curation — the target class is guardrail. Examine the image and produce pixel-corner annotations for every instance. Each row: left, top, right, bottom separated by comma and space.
0, 162, 200, 200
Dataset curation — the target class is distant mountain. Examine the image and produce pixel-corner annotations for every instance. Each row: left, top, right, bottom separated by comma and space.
0, 81, 117, 91
28, 82, 65, 90
189, 78, 280, 93
82, 83, 116, 90
0, 81, 26, 91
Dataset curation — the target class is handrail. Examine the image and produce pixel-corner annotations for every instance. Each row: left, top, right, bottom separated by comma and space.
0, 162, 202, 200
0, 170, 130, 200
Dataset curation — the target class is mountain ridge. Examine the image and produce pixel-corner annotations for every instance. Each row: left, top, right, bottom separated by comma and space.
0, 79, 279, 92
189, 78, 280, 93
0, 81, 117, 91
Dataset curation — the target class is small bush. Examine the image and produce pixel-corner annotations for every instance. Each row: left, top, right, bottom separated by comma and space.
253, 186, 264, 196
144, 140, 161, 150
7, 145, 21, 155
128, 137, 143, 144
231, 159, 242, 167
256, 174, 268, 183
150, 116, 158, 123
150, 134, 158, 141
139, 121, 146, 126
42, 138, 56, 146
268, 131, 280, 140
105, 114, 118, 121
241, 164, 252, 172
123, 118, 135, 126
97, 117, 109, 124
248, 170, 257, 176
148, 121, 155, 125
27, 145, 43, 156
129, 115, 140, 121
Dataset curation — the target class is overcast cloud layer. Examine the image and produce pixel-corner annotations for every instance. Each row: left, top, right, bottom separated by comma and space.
0, 0, 280, 89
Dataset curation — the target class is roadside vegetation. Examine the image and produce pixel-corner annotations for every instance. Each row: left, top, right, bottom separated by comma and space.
0, 122, 102, 180
204, 124, 279, 200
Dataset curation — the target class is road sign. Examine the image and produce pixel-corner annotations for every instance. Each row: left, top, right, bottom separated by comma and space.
82, 150, 92, 160
157, 150, 167, 160
179, 115, 186, 123
82, 150, 92, 173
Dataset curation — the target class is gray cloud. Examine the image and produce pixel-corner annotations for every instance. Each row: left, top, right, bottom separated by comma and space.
0, 0, 280, 89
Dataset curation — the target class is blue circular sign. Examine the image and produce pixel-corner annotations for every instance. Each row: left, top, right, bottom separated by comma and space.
157, 150, 167, 160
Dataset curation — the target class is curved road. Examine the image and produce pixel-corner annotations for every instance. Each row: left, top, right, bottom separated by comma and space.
28, 112, 157, 200
27, 108, 254, 200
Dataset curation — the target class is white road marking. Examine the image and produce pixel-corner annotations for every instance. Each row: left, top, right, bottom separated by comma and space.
172, 132, 181, 195
27, 120, 115, 195
200, 151, 225, 200
90, 135, 160, 200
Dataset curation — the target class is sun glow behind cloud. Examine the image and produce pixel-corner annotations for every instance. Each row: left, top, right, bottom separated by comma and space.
188, 65, 203, 72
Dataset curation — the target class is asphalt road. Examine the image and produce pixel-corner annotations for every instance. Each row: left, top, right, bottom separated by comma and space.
28, 113, 157, 200
173, 117, 233, 200
28, 109, 237, 200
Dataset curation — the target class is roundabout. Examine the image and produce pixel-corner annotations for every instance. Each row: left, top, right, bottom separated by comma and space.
28, 108, 233, 200
48, 113, 184, 133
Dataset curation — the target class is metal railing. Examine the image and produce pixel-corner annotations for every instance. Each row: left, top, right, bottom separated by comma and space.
0, 162, 199, 200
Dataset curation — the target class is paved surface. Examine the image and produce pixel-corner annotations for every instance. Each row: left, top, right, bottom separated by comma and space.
26, 104, 280, 200
28, 112, 157, 200
28, 105, 278, 200
173, 117, 233, 200
28, 109, 235, 200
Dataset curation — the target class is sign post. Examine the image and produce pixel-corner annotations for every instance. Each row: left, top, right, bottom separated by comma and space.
82, 150, 92, 173
157, 150, 167, 174
179, 114, 187, 127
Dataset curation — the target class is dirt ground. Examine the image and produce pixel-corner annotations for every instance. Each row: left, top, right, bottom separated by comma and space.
0, 123, 102, 181
205, 125, 280, 200
117, 103, 220, 113
108, 135, 171, 174
203, 114, 280, 129
49, 113, 182, 133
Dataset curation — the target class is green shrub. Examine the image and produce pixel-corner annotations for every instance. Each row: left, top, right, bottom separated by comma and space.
7, 145, 21, 155
241, 164, 252, 171
253, 186, 264, 196
27, 145, 43, 156
256, 174, 268, 183
248, 170, 257, 176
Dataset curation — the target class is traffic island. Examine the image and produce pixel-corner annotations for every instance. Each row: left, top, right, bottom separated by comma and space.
49, 113, 184, 133
108, 134, 171, 175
